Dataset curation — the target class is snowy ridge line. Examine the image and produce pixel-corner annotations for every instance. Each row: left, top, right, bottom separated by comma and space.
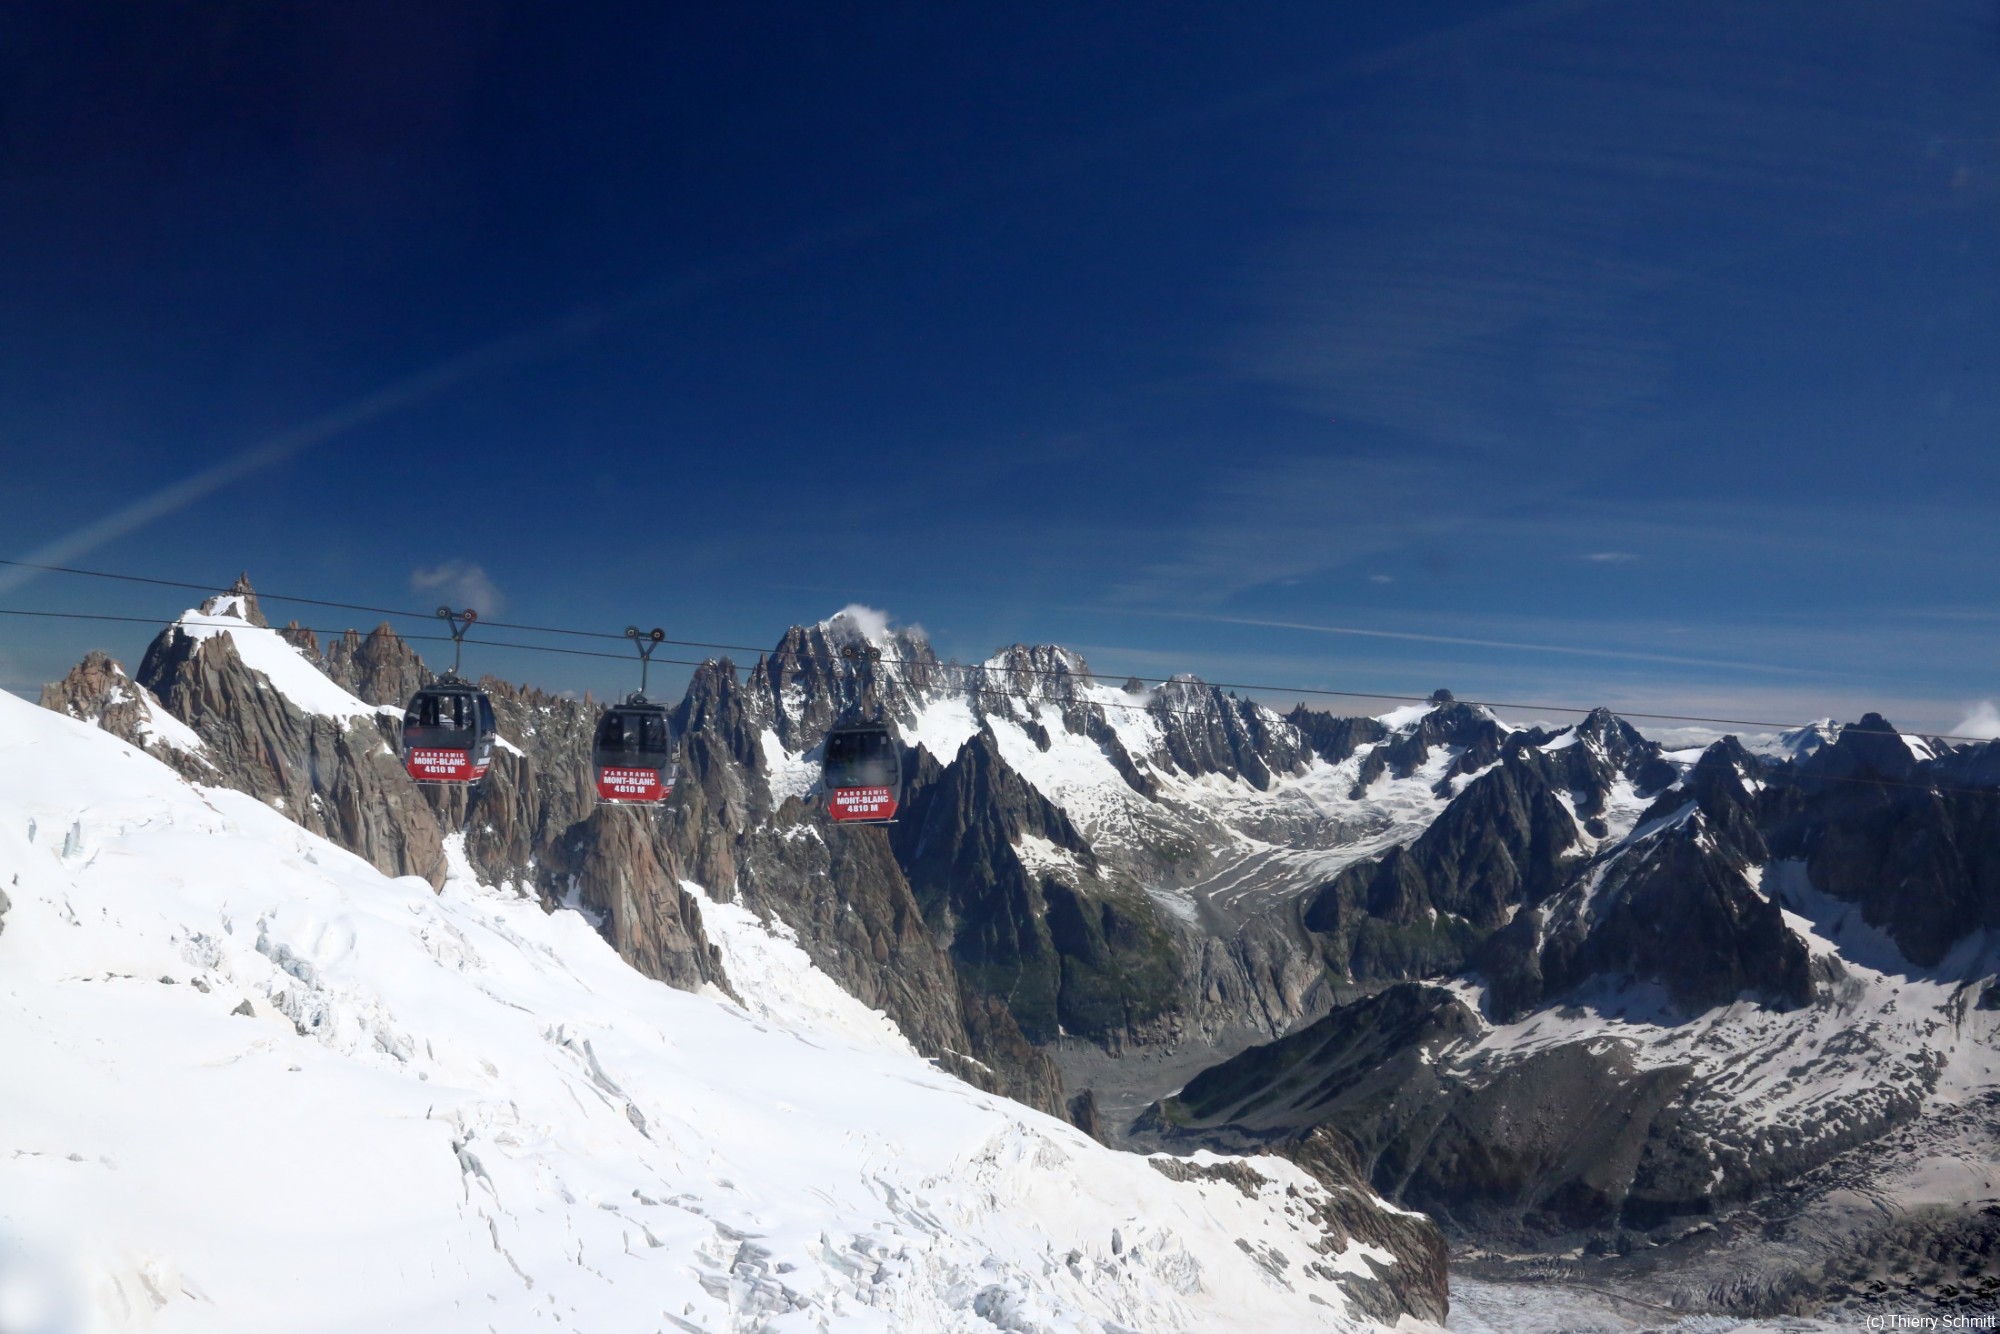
769, 682, 1992, 857
11, 556, 1996, 739
0, 690, 1420, 1333
168, 597, 388, 721
132, 683, 207, 754
812, 685, 1496, 923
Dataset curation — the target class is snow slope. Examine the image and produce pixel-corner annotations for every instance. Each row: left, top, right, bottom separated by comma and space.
172, 597, 393, 722
0, 692, 1417, 1333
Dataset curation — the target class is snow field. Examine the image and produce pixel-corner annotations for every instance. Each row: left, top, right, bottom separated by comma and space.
0, 693, 1410, 1333
760, 728, 822, 806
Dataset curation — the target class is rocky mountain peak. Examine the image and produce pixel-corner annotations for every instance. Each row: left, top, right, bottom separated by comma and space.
752, 619, 945, 750
40, 650, 143, 729
1628, 740, 1766, 865
1804, 711, 1920, 784
1568, 706, 1649, 764
1935, 735, 2000, 787
321, 622, 432, 707
1335, 693, 1511, 793
981, 643, 1094, 708
976, 644, 1113, 741
36, 650, 210, 772
1144, 676, 1308, 790
1284, 704, 1389, 764
1759, 713, 1997, 969
1777, 716, 1843, 760
201, 573, 268, 628
1559, 803, 1812, 1013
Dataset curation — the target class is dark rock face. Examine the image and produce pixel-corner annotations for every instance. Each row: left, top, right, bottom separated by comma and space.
1389, 1043, 1698, 1237
1303, 753, 1581, 981
1148, 678, 1309, 790
1645, 742, 1770, 865
1762, 715, 2000, 968
462, 678, 599, 887
1285, 706, 1388, 765
1145, 983, 1698, 1242
1067, 1088, 1104, 1141
319, 623, 433, 707
891, 728, 1177, 1047
727, 807, 1067, 1116
567, 805, 724, 994
1547, 818, 1811, 1014
1495, 744, 1811, 1020
1153, 984, 1481, 1138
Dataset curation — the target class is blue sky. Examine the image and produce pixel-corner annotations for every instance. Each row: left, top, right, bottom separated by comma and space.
2, 2, 1997, 734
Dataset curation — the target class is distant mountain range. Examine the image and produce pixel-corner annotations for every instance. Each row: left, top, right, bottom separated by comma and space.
40, 575, 2000, 1327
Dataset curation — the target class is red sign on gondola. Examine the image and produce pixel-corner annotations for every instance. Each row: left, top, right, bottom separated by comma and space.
829, 786, 897, 822
407, 748, 479, 783
598, 766, 666, 803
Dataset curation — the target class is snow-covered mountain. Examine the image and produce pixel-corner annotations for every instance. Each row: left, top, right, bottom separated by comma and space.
0, 687, 1432, 1333
33, 578, 2000, 1328
1141, 718, 2000, 1324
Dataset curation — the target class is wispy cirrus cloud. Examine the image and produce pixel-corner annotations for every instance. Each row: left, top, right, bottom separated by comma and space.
1104, 451, 1496, 606
1086, 606, 1809, 674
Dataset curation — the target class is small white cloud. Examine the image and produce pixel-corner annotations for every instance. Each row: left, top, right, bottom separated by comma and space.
1953, 700, 2000, 740
411, 560, 504, 616
1583, 551, 1639, 563
1368, 574, 1395, 584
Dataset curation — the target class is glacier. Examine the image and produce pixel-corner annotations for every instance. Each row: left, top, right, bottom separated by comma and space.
0, 689, 1422, 1333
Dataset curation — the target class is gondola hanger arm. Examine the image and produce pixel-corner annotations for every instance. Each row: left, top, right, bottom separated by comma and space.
437, 606, 478, 676
625, 626, 667, 699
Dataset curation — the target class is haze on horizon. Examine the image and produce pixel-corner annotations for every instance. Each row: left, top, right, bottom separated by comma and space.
2, 2, 1996, 736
